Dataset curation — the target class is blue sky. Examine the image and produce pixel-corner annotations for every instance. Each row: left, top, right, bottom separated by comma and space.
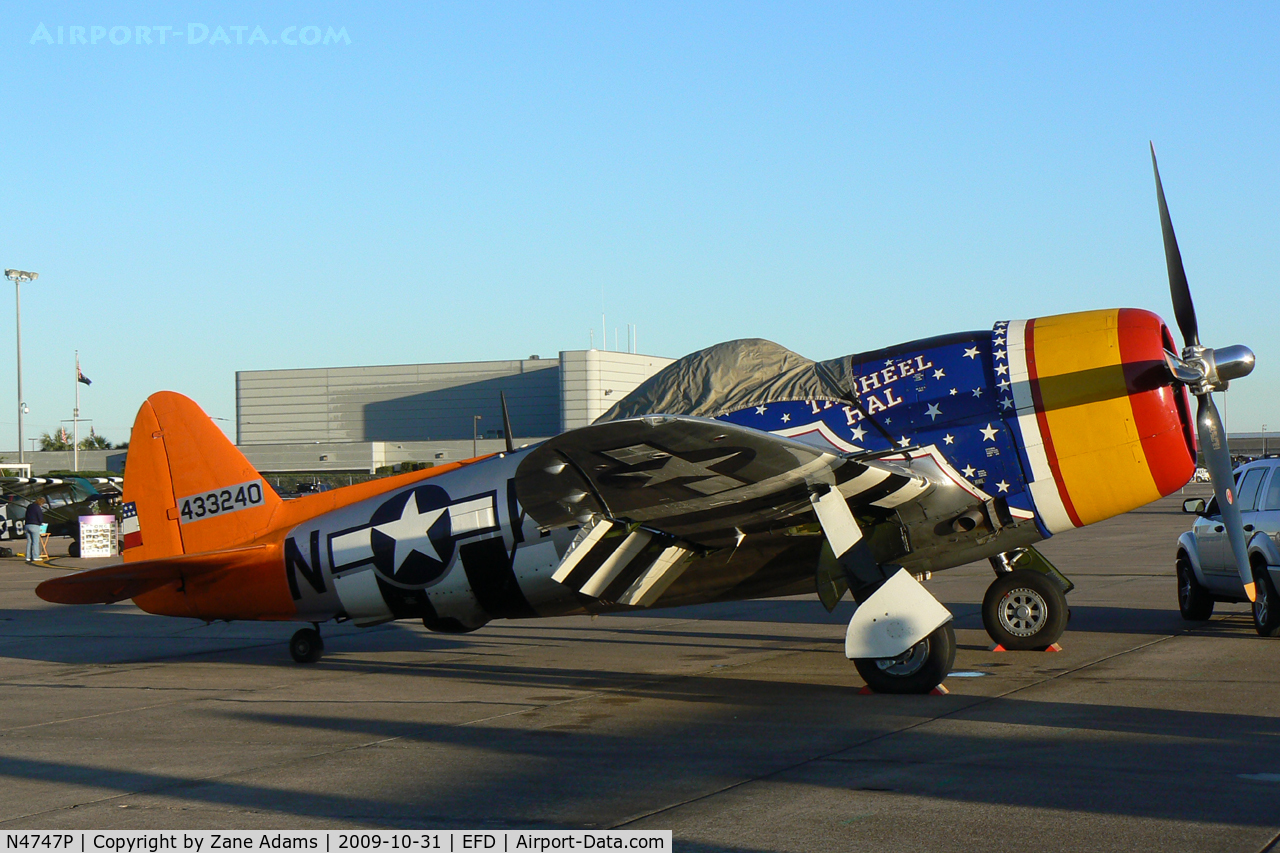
2, 2, 1278, 454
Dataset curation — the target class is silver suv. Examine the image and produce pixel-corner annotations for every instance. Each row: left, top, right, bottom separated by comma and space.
1178, 457, 1280, 636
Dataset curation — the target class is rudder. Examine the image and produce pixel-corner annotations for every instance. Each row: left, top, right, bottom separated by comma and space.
123, 391, 281, 562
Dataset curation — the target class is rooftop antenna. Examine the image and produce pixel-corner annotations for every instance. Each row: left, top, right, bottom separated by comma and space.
499, 392, 515, 453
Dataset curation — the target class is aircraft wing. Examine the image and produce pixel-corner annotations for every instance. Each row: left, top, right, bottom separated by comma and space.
514, 415, 931, 605
0, 476, 122, 500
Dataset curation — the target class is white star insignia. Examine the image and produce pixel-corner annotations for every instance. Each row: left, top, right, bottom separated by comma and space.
374, 498, 447, 572
850, 425, 866, 442
996, 480, 1010, 493
993, 336, 1006, 346
933, 368, 945, 380
963, 347, 979, 360
972, 387, 983, 398
885, 359, 895, 367
997, 379, 1011, 391
962, 464, 976, 478
925, 403, 942, 421
994, 349, 1007, 361
949, 388, 958, 396
898, 436, 912, 447
781, 413, 790, 423
943, 434, 955, 445
1000, 397, 1013, 410
980, 423, 999, 441
995, 364, 1009, 376
755, 405, 767, 415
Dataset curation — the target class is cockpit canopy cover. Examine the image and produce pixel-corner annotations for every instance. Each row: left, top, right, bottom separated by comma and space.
596, 338, 856, 423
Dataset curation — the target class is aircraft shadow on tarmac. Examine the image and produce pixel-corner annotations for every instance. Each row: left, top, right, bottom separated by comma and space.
5, 600, 1280, 833
0, 595, 1264, 666
3, 666, 1280, 833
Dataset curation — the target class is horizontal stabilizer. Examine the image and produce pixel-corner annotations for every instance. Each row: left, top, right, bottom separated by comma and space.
35, 545, 270, 605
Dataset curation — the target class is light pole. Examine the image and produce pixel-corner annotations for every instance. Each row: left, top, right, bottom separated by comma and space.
1264, 424, 1269, 458
472, 415, 482, 458
5, 270, 37, 465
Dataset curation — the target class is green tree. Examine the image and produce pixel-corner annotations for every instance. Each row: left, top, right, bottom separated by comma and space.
39, 431, 72, 451
79, 433, 112, 450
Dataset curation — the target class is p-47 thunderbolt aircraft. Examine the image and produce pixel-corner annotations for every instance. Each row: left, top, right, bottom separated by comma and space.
36, 150, 1257, 693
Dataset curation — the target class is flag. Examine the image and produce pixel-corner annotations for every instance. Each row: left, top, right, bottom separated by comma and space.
77, 361, 91, 386
121, 501, 142, 549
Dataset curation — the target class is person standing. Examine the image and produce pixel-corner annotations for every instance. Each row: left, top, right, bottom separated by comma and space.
24, 498, 45, 563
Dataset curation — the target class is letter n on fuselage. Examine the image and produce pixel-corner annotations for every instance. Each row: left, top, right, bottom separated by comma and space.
285, 531, 326, 600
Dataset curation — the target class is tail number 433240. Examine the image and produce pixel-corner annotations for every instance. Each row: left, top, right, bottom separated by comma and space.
178, 480, 265, 523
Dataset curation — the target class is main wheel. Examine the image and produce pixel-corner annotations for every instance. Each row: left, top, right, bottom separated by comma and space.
853, 623, 956, 694
1252, 564, 1280, 638
1177, 554, 1214, 621
289, 628, 324, 663
982, 569, 1068, 650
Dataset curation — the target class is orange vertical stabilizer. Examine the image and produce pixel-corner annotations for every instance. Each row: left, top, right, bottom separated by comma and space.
122, 391, 283, 562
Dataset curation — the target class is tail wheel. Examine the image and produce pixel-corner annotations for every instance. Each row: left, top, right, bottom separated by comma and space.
289, 628, 324, 663
853, 623, 955, 694
982, 569, 1068, 650
1252, 563, 1280, 638
1176, 554, 1214, 621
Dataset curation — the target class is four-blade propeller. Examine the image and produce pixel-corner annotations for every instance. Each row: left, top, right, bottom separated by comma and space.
1151, 143, 1258, 600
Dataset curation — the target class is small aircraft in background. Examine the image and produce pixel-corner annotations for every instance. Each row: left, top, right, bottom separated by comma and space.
2, 476, 122, 552
35, 149, 1257, 693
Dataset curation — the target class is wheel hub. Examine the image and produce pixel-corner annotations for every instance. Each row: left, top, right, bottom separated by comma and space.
999, 589, 1047, 637
874, 637, 930, 676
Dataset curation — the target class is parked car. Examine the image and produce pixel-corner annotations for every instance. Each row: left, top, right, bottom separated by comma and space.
1177, 457, 1280, 636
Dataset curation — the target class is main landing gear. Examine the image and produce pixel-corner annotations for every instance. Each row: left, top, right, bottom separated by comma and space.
290, 624, 324, 663
853, 623, 956, 694
982, 549, 1072, 650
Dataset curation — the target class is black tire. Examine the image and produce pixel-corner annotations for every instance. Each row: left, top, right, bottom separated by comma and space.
289, 628, 324, 663
67, 540, 80, 559
1251, 563, 1280, 638
982, 569, 1068, 650
1177, 554, 1214, 621
853, 623, 956, 694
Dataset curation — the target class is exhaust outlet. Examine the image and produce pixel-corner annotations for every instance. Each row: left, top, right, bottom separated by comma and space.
951, 508, 987, 534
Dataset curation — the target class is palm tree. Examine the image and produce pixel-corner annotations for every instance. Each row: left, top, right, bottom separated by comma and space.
78, 428, 112, 450
39, 430, 73, 451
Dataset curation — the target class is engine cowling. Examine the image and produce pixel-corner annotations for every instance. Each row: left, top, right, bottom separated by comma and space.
1003, 308, 1195, 533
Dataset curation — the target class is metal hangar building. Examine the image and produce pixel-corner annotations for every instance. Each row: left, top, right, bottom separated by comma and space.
234, 349, 674, 474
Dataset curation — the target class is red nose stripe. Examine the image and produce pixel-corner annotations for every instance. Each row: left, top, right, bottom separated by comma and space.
1117, 309, 1196, 496
1023, 318, 1084, 529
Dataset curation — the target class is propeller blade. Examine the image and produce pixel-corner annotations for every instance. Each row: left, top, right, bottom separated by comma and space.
1151, 142, 1199, 349
1196, 393, 1255, 601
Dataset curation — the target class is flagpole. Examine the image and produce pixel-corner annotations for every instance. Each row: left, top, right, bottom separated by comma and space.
74, 351, 79, 472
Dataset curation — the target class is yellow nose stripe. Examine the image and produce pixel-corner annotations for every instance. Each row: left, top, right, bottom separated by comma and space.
1030, 309, 1162, 526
